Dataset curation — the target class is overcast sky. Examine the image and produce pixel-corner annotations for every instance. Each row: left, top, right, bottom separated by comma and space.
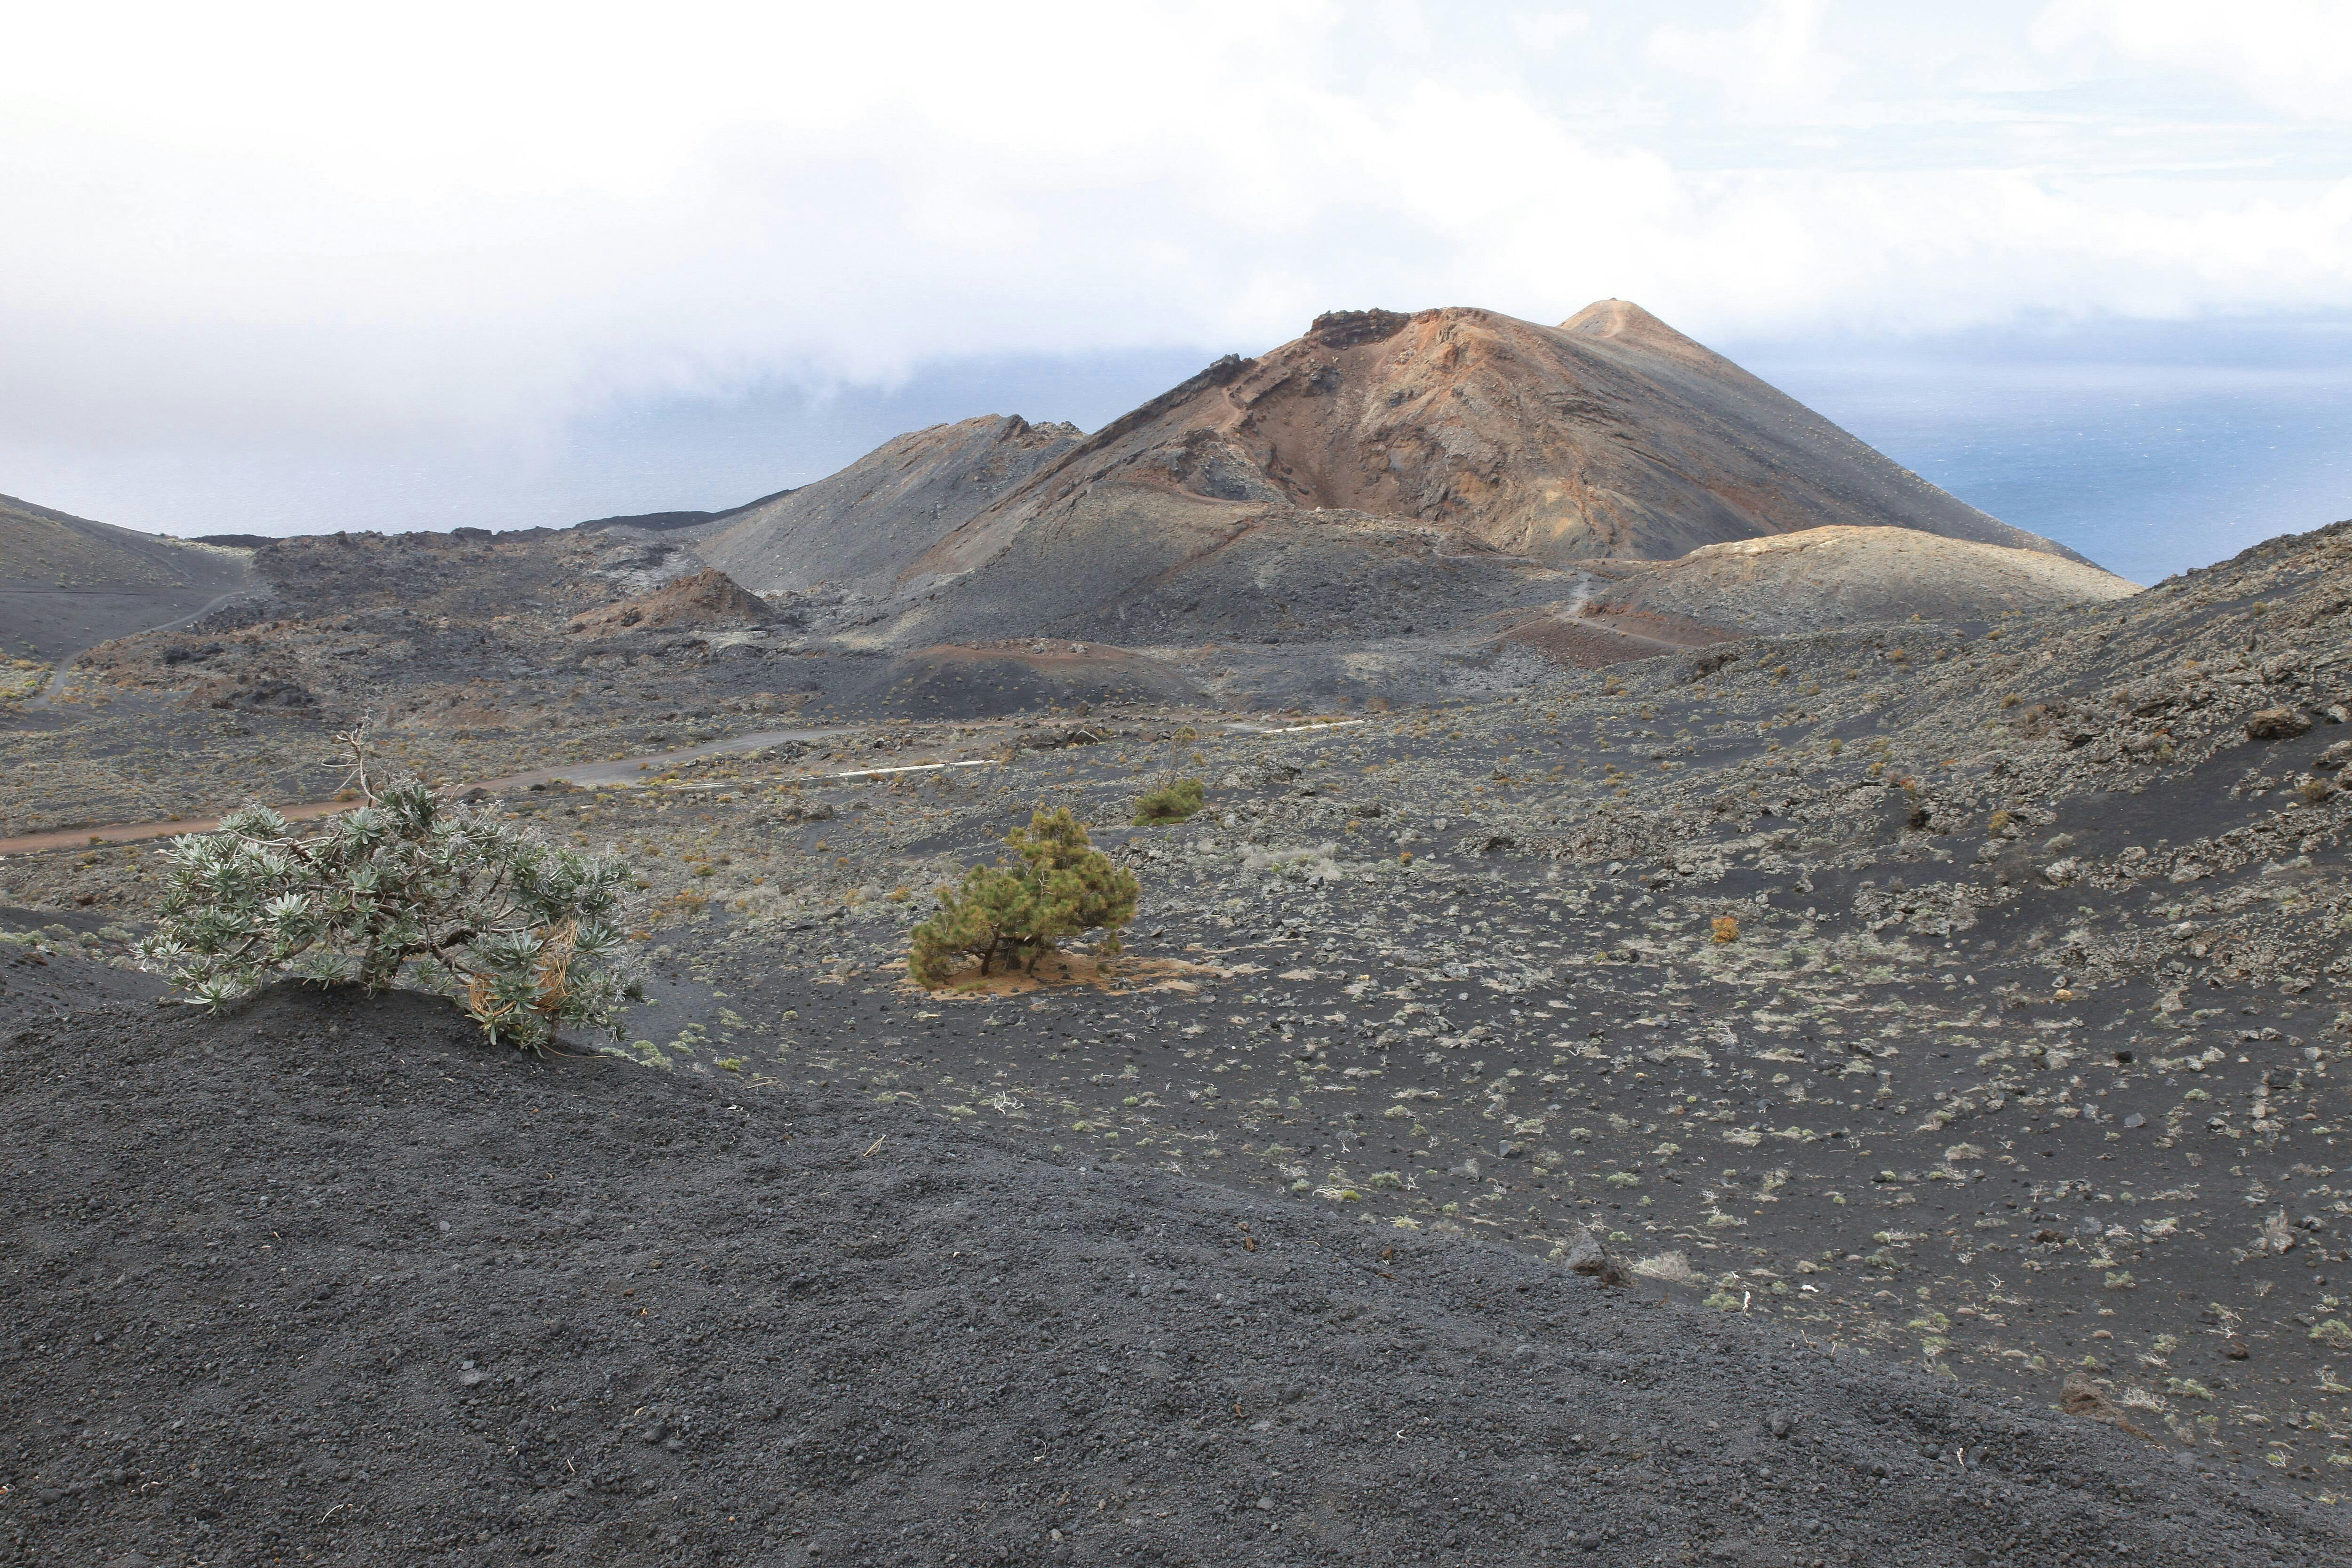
4, 0, 2349, 547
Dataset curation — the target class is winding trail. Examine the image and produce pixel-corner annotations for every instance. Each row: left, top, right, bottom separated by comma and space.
0, 724, 852, 858
21, 584, 261, 714
0, 708, 1370, 859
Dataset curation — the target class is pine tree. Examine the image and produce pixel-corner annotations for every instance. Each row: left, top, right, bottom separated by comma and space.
907, 807, 1138, 986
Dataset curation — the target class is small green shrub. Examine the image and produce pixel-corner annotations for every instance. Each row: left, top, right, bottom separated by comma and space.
1133, 777, 1206, 825
1132, 723, 1207, 826
908, 806, 1138, 985
139, 749, 642, 1049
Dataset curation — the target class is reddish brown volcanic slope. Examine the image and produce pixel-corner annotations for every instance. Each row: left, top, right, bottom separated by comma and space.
908, 301, 2072, 586
659, 302, 2128, 662
566, 566, 772, 635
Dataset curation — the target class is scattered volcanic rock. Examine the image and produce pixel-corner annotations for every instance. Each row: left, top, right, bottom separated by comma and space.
240, 526, 584, 621
8, 488, 2352, 1560
0, 492, 255, 661
0, 906, 166, 1027
898, 500, 1568, 650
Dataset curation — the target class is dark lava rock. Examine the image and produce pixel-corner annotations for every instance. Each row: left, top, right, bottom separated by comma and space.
211, 677, 315, 711
1563, 1231, 1630, 1287
2246, 706, 2314, 741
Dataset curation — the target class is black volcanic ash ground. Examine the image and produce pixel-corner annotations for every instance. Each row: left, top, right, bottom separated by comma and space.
7, 985, 2345, 1568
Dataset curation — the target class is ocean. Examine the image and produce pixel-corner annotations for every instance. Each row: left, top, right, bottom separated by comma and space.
1743, 319, 2352, 585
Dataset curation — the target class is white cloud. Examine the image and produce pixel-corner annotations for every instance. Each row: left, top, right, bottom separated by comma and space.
1646, 0, 1853, 109
2033, 0, 2352, 118
1509, 8, 1592, 53
1, 0, 2349, 470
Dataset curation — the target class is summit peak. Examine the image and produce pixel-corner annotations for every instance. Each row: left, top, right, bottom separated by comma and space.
1557, 298, 1705, 352
1556, 298, 1747, 378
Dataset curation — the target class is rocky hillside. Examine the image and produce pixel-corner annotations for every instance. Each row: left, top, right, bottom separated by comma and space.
568, 566, 774, 636
689, 414, 1081, 602
0, 492, 254, 661
0, 525, 819, 835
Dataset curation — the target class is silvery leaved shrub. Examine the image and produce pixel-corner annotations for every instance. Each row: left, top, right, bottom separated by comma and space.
138, 773, 643, 1049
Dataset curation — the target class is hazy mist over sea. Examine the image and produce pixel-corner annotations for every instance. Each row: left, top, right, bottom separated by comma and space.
1743, 316, 2352, 587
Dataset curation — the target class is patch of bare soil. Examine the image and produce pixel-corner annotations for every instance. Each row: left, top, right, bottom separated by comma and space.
1493, 602, 1735, 668
868, 643, 1205, 717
